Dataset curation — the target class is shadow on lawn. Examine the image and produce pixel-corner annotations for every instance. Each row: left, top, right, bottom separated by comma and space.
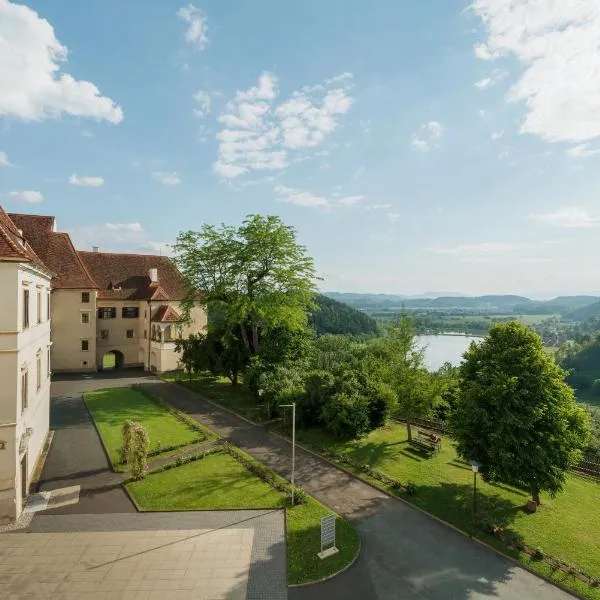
411, 481, 528, 547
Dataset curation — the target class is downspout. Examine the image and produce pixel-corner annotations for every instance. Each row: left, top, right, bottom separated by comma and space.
147, 299, 151, 372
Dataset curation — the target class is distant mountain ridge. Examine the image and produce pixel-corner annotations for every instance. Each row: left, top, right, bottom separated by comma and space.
323, 292, 600, 315
569, 301, 600, 322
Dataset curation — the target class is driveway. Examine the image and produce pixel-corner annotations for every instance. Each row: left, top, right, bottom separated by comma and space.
49, 373, 575, 600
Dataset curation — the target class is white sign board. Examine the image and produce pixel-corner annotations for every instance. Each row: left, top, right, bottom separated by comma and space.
318, 515, 339, 560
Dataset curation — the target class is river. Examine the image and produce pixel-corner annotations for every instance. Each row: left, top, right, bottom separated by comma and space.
416, 334, 483, 371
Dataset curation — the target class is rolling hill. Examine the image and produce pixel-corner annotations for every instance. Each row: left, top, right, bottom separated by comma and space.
310, 294, 380, 337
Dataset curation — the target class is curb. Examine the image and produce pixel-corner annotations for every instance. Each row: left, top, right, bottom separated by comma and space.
31, 430, 55, 493
81, 393, 119, 473
288, 533, 362, 588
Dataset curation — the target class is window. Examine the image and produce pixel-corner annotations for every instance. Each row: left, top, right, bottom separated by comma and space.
23, 289, 29, 329
81, 292, 90, 303
47, 291, 50, 321
100, 330, 109, 339
126, 329, 134, 339
47, 348, 51, 378
122, 307, 139, 319
144, 330, 147, 339
81, 312, 90, 324
81, 340, 89, 352
98, 307, 116, 319
21, 371, 28, 412
37, 291, 42, 324
36, 353, 41, 390
164, 326, 172, 341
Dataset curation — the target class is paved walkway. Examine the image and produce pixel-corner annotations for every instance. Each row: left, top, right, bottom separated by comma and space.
37, 394, 132, 514
47, 373, 575, 600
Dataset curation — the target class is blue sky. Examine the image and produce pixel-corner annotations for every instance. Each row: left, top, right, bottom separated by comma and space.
1, 0, 600, 297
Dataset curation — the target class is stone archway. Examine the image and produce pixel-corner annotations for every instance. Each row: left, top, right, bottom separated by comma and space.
102, 350, 124, 370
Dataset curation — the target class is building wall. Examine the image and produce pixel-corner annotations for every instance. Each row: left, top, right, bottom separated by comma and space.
144, 302, 207, 373
0, 261, 51, 521
51, 289, 97, 372
96, 300, 146, 369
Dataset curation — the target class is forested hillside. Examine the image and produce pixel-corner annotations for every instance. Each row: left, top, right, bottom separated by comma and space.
559, 332, 600, 407
568, 301, 600, 322
309, 294, 380, 337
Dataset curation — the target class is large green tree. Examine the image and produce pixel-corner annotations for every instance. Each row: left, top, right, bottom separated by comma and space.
452, 322, 590, 505
174, 214, 317, 357
377, 315, 435, 441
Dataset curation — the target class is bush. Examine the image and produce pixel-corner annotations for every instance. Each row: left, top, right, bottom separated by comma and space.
533, 547, 545, 561
322, 391, 370, 439
296, 370, 334, 427
405, 481, 417, 496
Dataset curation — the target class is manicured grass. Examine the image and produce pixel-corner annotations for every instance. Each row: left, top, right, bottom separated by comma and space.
126, 450, 361, 585
162, 371, 268, 423
85, 387, 205, 468
296, 422, 600, 580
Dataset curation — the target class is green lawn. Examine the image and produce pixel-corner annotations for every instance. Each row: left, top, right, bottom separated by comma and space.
296, 422, 600, 579
126, 451, 360, 585
162, 371, 269, 423
85, 387, 206, 468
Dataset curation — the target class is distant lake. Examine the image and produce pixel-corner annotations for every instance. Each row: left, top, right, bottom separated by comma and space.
416, 334, 483, 371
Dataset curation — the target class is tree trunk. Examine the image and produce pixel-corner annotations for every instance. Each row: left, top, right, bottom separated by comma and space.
239, 324, 252, 354
229, 370, 238, 386
406, 419, 413, 442
251, 322, 260, 355
532, 488, 541, 506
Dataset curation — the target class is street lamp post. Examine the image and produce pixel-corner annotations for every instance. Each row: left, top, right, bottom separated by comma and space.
280, 402, 296, 505
470, 460, 481, 523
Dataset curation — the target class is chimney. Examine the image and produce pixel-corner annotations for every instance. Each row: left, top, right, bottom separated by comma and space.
92, 246, 99, 253
17, 229, 25, 247
149, 268, 158, 283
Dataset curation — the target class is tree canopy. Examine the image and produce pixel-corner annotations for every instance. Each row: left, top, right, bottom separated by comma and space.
174, 214, 317, 357
451, 321, 590, 504
309, 294, 379, 338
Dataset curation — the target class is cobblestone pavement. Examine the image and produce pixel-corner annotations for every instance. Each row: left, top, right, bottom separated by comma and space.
1, 511, 286, 600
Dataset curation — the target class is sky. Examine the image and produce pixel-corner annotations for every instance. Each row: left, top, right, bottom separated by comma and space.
1, 0, 600, 298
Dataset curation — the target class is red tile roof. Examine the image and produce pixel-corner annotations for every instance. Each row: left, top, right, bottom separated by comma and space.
0, 207, 51, 272
78, 251, 186, 301
8, 213, 97, 289
151, 305, 181, 323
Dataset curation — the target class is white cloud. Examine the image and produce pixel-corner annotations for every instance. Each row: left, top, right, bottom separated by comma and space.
472, 0, 600, 143
411, 121, 444, 151
0, 1, 123, 124
146, 241, 174, 256
387, 212, 400, 224
192, 90, 211, 117
7, 190, 43, 203
337, 195, 363, 207
105, 222, 143, 232
474, 77, 492, 90
0, 151, 13, 166
531, 207, 600, 228
68, 174, 104, 187
274, 185, 362, 209
474, 68, 508, 90
491, 130, 504, 141
152, 171, 181, 186
365, 203, 393, 210
81, 130, 94, 138
70, 222, 147, 251
566, 144, 600, 158
177, 4, 208, 50
214, 72, 353, 179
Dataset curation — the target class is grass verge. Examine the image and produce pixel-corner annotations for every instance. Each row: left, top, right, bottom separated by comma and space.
85, 387, 210, 469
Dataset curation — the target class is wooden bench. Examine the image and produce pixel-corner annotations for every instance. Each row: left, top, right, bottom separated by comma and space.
409, 430, 442, 454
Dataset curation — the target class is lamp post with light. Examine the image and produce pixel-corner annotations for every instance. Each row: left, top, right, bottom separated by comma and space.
470, 459, 481, 522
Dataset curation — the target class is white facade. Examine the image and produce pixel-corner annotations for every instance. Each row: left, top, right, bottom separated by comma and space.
0, 260, 52, 521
